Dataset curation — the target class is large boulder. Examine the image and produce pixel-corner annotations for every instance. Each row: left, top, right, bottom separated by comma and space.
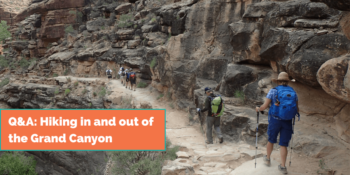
287, 34, 350, 87
317, 54, 350, 103
219, 64, 255, 97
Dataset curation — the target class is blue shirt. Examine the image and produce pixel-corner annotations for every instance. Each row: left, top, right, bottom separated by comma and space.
266, 86, 298, 120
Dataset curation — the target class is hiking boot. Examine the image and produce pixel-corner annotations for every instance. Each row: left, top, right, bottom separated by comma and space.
278, 165, 288, 174
205, 140, 213, 144
219, 137, 224, 144
263, 155, 271, 167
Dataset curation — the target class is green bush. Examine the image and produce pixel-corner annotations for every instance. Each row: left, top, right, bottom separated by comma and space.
0, 20, 11, 42
137, 82, 148, 88
64, 25, 75, 34
157, 94, 164, 100
150, 57, 157, 69
0, 55, 8, 68
65, 89, 71, 96
93, 92, 97, 97
0, 152, 37, 175
82, 89, 88, 94
19, 58, 31, 69
54, 88, 59, 95
117, 13, 134, 28
234, 90, 245, 102
74, 81, 78, 87
53, 73, 58, 77
98, 87, 106, 98
64, 69, 69, 75
0, 78, 9, 88
110, 137, 178, 175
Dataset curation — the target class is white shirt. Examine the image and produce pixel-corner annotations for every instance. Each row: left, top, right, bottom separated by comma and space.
106, 69, 112, 73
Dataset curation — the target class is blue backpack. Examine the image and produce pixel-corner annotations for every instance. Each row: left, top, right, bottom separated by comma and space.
269, 85, 298, 120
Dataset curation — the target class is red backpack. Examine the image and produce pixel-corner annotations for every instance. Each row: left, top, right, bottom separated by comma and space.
130, 72, 135, 78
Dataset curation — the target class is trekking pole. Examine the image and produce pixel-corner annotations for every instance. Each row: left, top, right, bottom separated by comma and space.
289, 117, 296, 166
255, 107, 260, 168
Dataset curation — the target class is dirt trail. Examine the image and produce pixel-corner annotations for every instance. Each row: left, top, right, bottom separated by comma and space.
58, 76, 324, 175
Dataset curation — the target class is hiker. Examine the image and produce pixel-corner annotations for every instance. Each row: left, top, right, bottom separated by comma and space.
119, 66, 125, 85
256, 72, 300, 175
106, 68, 112, 81
129, 71, 136, 91
197, 87, 224, 144
125, 69, 131, 89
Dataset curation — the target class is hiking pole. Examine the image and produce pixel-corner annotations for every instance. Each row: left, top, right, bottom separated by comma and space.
289, 117, 296, 166
255, 107, 260, 168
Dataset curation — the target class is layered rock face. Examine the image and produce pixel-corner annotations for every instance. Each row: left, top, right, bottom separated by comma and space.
0, 0, 30, 26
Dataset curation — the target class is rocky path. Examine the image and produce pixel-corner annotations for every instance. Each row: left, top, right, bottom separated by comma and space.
57, 76, 322, 175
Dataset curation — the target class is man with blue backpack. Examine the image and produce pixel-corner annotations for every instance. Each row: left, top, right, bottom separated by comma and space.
197, 87, 224, 144
256, 72, 300, 175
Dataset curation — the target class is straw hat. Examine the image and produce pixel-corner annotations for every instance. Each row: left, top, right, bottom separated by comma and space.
272, 72, 291, 82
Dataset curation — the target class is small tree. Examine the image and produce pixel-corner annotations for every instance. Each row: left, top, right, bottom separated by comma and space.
0, 20, 11, 42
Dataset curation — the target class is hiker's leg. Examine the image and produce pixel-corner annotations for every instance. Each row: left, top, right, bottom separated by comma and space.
279, 120, 293, 167
267, 117, 280, 159
206, 117, 214, 143
280, 146, 288, 167
214, 117, 222, 138
266, 142, 274, 159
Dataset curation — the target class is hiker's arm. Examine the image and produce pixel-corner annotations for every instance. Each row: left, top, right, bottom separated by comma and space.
201, 98, 210, 112
256, 98, 271, 112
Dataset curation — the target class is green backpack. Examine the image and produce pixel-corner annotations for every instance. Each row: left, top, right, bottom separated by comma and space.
208, 95, 224, 117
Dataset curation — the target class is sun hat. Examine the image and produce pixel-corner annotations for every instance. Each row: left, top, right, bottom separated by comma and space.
204, 87, 212, 94
272, 72, 291, 83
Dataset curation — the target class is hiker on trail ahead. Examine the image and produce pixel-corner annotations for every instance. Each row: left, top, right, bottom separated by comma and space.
256, 72, 300, 175
129, 71, 136, 91
119, 66, 125, 85
125, 68, 132, 89
197, 87, 224, 144
106, 68, 112, 81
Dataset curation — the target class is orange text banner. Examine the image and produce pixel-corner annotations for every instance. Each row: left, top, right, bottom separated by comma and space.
0, 109, 165, 151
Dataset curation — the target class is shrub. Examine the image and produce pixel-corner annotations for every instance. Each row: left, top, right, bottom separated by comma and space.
157, 94, 164, 100
89, 103, 92, 107
151, 17, 156, 22
0, 78, 10, 88
54, 88, 59, 95
137, 82, 148, 88
64, 25, 75, 34
65, 89, 71, 96
117, 13, 134, 28
234, 90, 245, 102
66, 77, 71, 82
74, 81, 78, 87
0, 152, 37, 175
0, 55, 8, 68
19, 58, 31, 69
53, 73, 58, 77
0, 20, 11, 42
150, 57, 157, 69
98, 87, 106, 98
82, 89, 88, 94
93, 92, 97, 97
109, 137, 178, 175
64, 69, 69, 75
